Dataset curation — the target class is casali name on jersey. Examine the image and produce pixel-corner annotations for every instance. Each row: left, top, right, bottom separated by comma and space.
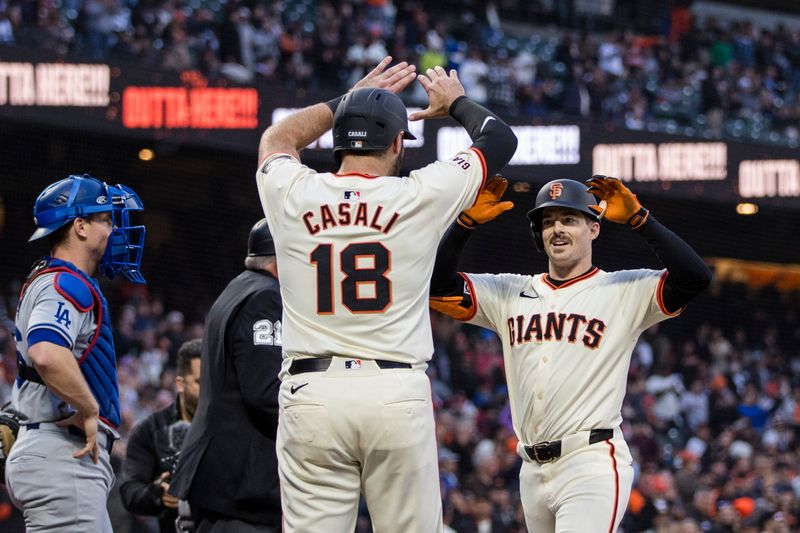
302, 202, 401, 236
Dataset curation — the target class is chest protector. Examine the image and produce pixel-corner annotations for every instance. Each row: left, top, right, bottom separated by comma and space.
18, 258, 121, 428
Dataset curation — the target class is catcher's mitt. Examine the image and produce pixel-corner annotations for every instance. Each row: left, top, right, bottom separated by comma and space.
0, 404, 27, 480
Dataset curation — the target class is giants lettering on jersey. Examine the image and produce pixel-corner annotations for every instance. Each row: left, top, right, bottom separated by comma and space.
303, 202, 401, 236
506, 312, 606, 349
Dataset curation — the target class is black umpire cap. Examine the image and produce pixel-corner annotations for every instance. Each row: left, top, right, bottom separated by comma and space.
247, 218, 275, 257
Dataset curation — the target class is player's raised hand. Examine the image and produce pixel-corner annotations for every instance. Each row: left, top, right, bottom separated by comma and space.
57, 410, 99, 463
352, 56, 417, 94
457, 175, 514, 229
409, 66, 466, 121
586, 175, 648, 228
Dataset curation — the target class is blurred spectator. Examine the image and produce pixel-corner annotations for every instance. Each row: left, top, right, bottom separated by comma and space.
119, 339, 202, 533
1, 0, 799, 145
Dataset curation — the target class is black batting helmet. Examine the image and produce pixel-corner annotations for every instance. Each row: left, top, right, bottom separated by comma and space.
527, 179, 600, 252
247, 218, 275, 257
332, 88, 416, 164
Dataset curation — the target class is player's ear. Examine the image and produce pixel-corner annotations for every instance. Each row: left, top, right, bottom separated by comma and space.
175, 375, 185, 394
589, 220, 600, 241
73, 217, 89, 239
392, 132, 403, 155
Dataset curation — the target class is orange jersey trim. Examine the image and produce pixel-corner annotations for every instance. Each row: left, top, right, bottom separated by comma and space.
258, 151, 298, 171
542, 267, 600, 291
607, 439, 620, 533
458, 272, 479, 322
468, 147, 488, 207
333, 171, 380, 179
656, 270, 684, 317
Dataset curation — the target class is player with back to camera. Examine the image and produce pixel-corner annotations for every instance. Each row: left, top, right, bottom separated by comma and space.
256, 57, 517, 531
5, 174, 146, 532
429, 175, 712, 532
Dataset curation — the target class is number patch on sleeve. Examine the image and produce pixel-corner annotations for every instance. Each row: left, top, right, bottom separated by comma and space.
253, 320, 282, 346
450, 155, 471, 170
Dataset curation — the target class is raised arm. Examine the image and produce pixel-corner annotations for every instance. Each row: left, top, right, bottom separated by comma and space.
258, 57, 417, 163
586, 175, 712, 314
411, 66, 518, 177
430, 176, 514, 319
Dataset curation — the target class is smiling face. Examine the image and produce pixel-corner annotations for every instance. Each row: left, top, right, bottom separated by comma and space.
541, 206, 599, 278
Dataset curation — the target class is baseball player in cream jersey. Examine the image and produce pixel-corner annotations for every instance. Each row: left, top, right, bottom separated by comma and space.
256, 58, 517, 532
6, 175, 146, 532
430, 176, 711, 532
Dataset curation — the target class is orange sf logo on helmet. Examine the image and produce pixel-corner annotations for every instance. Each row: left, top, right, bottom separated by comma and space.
549, 183, 563, 200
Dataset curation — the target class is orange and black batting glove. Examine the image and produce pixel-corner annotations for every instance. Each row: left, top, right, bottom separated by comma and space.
457, 175, 515, 229
586, 175, 649, 230
429, 295, 474, 321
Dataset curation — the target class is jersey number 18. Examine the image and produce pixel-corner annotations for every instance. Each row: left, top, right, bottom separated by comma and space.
310, 242, 391, 314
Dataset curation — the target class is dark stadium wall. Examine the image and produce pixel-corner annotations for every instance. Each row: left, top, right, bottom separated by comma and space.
1, 123, 798, 319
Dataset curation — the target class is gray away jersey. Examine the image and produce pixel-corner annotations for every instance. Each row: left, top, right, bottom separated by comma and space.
13, 273, 96, 423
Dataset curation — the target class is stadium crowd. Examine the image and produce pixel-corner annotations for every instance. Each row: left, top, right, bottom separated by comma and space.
1, 274, 799, 532
1, 0, 799, 145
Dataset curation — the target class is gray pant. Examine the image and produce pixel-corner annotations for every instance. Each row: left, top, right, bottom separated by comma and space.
5, 425, 114, 532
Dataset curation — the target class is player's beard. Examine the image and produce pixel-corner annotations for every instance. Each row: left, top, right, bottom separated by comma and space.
181, 390, 199, 421
390, 144, 404, 176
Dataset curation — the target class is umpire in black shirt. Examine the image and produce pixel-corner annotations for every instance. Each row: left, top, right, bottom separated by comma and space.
170, 219, 283, 532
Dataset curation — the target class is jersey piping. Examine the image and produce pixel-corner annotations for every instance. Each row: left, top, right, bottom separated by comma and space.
541, 266, 600, 290
656, 271, 684, 317
333, 171, 380, 179
607, 439, 620, 533
457, 273, 479, 322
467, 147, 488, 207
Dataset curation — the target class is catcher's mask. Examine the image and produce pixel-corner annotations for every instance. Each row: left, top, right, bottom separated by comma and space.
30, 174, 147, 284
527, 179, 599, 252
332, 88, 416, 165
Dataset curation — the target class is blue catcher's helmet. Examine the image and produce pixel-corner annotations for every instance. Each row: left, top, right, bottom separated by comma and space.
30, 174, 147, 284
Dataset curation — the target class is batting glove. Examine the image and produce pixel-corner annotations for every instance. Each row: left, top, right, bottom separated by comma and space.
586, 175, 649, 229
457, 175, 515, 229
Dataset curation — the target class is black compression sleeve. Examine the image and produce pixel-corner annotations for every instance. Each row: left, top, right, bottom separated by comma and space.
431, 222, 473, 297
636, 215, 712, 313
325, 95, 344, 115
449, 96, 518, 177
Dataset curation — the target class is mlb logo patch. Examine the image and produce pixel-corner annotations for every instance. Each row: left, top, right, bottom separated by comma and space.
350, 140, 363, 148
344, 359, 362, 370
344, 191, 361, 201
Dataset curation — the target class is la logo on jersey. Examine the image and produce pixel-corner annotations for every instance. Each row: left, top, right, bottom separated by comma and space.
549, 183, 564, 199
54, 301, 72, 327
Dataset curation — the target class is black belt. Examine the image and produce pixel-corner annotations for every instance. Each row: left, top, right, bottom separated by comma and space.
524, 428, 613, 464
25, 422, 114, 453
288, 357, 411, 375
18, 364, 44, 385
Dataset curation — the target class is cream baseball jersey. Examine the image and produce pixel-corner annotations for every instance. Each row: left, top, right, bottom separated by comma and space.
460, 267, 679, 444
13, 273, 96, 423
257, 149, 487, 369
